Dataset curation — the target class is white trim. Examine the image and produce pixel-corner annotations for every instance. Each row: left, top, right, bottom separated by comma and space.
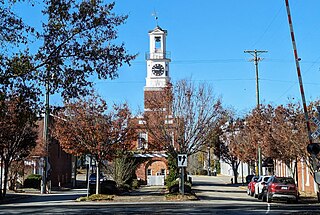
133, 153, 168, 158
301, 158, 305, 191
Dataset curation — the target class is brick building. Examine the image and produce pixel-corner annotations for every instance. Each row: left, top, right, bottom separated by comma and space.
26, 119, 73, 188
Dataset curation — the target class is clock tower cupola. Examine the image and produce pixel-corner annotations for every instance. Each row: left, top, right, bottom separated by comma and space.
144, 26, 171, 110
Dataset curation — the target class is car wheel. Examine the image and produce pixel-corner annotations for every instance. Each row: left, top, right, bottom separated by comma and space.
258, 193, 262, 200
262, 193, 266, 202
288, 197, 298, 204
267, 193, 271, 203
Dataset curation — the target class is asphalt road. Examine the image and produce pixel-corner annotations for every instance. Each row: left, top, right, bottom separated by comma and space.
0, 175, 319, 214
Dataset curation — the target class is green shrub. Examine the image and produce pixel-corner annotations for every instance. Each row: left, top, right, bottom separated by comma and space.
165, 154, 179, 186
199, 169, 208, 175
168, 181, 192, 194
24, 174, 42, 189
89, 180, 118, 195
118, 183, 130, 192
214, 161, 221, 174
131, 179, 140, 189
166, 179, 179, 189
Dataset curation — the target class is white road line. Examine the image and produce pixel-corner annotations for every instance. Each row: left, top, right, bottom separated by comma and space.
266, 203, 270, 214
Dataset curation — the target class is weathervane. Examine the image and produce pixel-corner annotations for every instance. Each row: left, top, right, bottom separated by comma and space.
152, 10, 159, 26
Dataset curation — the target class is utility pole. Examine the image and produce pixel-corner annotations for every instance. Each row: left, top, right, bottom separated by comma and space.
41, 75, 50, 194
244, 49, 268, 176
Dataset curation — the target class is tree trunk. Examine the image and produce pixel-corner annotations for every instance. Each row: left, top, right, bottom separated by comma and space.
233, 168, 238, 184
72, 156, 77, 188
232, 161, 239, 184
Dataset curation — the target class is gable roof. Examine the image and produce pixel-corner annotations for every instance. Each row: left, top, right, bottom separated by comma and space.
148, 25, 167, 34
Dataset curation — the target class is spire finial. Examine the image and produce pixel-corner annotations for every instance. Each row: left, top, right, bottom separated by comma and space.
152, 10, 159, 27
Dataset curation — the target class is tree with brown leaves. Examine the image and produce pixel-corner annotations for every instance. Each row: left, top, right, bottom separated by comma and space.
0, 95, 38, 198
52, 93, 134, 194
218, 111, 246, 184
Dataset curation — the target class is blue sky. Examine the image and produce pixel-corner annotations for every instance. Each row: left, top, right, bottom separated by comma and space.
15, 1, 320, 116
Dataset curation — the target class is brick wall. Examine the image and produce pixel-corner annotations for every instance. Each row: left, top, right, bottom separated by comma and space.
136, 157, 168, 184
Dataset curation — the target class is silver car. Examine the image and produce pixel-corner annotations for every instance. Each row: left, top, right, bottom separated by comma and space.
254, 175, 271, 199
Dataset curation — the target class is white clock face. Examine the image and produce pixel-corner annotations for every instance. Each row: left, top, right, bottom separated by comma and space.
152, 64, 164, 76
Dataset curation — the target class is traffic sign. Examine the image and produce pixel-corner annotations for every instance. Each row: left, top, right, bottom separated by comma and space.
312, 130, 320, 139
312, 117, 320, 127
178, 154, 187, 167
311, 117, 320, 139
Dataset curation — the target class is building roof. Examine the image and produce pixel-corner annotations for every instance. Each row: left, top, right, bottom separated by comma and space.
148, 25, 167, 34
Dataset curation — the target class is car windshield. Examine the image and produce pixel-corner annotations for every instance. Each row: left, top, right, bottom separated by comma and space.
89, 173, 105, 180
274, 177, 295, 184
263, 177, 270, 182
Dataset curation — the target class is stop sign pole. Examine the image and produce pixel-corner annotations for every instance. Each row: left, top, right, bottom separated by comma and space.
178, 154, 187, 195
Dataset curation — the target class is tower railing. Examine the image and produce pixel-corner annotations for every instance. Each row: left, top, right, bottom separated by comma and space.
145, 51, 171, 60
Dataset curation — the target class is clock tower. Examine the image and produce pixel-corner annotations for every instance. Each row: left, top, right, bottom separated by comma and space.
144, 26, 171, 110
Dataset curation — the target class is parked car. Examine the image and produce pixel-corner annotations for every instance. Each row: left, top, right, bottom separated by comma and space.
261, 176, 298, 203
245, 175, 255, 184
254, 175, 271, 199
89, 173, 107, 184
247, 176, 259, 196
89, 179, 118, 195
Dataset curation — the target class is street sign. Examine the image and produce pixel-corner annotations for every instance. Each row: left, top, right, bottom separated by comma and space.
311, 117, 320, 139
312, 130, 320, 139
312, 117, 320, 127
177, 154, 187, 167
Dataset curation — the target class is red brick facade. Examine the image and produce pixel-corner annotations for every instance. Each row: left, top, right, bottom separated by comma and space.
136, 157, 168, 184
27, 119, 72, 188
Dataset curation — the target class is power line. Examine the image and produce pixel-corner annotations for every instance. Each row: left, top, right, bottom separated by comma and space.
250, 4, 284, 48
131, 59, 246, 65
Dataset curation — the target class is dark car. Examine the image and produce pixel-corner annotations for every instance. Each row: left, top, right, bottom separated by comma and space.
246, 175, 255, 184
262, 176, 298, 203
89, 173, 106, 184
